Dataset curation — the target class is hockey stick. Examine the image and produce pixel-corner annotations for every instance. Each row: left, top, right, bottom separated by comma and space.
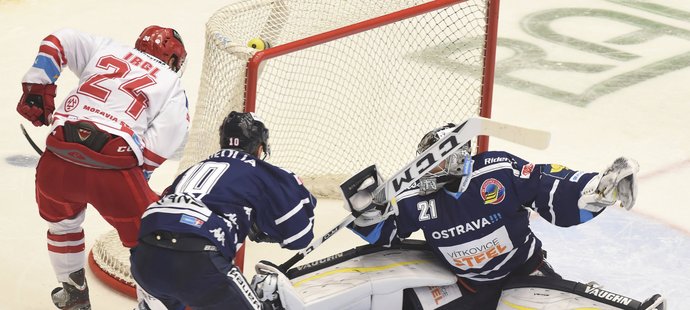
20, 124, 44, 155
277, 117, 550, 272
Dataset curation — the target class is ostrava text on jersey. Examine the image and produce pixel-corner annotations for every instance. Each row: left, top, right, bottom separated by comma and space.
358, 151, 598, 283
139, 149, 317, 260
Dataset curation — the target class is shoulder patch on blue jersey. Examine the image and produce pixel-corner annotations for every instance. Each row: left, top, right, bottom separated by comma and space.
520, 163, 535, 179
179, 214, 205, 228
480, 178, 506, 205
569, 171, 585, 182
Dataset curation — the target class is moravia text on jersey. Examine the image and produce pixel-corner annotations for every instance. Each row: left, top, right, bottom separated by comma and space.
139, 149, 317, 260
22, 28, 189, 171
352, 151, 599, 283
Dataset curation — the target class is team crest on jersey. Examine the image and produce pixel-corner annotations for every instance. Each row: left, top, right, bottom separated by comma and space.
480, 178, 505, 205
64, 95, 79, 112
77, 128, 92, 141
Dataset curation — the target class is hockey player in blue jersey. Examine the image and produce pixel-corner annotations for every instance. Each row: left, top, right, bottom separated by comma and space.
347, 123, 665, 310
129, 111, 317, 310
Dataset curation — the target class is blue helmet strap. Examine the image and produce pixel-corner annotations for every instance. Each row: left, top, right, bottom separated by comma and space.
458, 156, 474, 193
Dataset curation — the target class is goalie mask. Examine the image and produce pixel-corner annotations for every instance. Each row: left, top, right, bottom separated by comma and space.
416, 123, 474, 195
219, 111, 270, 159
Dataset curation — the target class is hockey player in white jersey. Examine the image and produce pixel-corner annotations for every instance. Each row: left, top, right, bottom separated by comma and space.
15, 26, 189, 309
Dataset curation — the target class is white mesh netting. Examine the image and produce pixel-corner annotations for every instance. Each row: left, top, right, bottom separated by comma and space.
179, 0, 496, 199
91, 230, 135, 286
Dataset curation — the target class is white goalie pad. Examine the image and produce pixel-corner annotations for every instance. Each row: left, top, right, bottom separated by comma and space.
259, 249, 457, 310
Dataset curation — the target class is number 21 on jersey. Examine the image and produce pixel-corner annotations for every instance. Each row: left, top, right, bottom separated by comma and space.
417, 199, 437, 221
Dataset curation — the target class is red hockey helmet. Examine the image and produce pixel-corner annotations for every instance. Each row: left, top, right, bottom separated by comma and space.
135, 25, 187, 73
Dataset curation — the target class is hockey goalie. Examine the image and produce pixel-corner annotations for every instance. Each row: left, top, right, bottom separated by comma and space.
251, 121, 666, 310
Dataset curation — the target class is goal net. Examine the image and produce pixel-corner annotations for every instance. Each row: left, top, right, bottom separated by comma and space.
89, 0, 499, 298
180, 0, 498, 198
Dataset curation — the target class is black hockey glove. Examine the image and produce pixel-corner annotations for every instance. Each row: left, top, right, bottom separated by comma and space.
17, 83, 56, 126
248, 222, 278, 243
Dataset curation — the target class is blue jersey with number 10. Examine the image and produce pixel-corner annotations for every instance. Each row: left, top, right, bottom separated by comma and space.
139, 149, 317, 260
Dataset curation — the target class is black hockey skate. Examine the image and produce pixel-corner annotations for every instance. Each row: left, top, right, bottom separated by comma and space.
51, 269, 91, 310
639, 294, 666, 310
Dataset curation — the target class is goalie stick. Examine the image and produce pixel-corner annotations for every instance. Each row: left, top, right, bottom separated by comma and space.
20, 124, 44, 155
277, 117, 551, 272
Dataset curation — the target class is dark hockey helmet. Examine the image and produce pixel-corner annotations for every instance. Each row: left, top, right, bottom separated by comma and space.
135, 25, 187, 74
416, 123, 473, 194
219, 111, 270, 159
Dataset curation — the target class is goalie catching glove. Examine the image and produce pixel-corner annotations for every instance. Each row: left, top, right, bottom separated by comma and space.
17, 83, 56, 126
341, 165, 393, 227
578, 157, 639, 212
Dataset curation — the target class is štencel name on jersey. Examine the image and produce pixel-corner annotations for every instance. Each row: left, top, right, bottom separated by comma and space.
139, 149, 317, 260
352, 151, 598, 283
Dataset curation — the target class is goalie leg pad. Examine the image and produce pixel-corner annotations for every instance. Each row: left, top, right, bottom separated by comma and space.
403, 284, 463, 309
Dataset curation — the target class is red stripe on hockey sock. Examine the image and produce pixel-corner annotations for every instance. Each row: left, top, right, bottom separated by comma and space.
43, 35, 66, 65
47, 230, 85, 242
48, 243, 85, 254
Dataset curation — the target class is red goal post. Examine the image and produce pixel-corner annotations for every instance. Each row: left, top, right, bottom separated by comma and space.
89, 0, 500, 298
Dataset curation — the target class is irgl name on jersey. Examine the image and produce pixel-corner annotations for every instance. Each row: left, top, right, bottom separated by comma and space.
124, 52, 161, 77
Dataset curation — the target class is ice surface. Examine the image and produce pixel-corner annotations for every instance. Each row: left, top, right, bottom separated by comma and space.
1, 0, 688, 309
